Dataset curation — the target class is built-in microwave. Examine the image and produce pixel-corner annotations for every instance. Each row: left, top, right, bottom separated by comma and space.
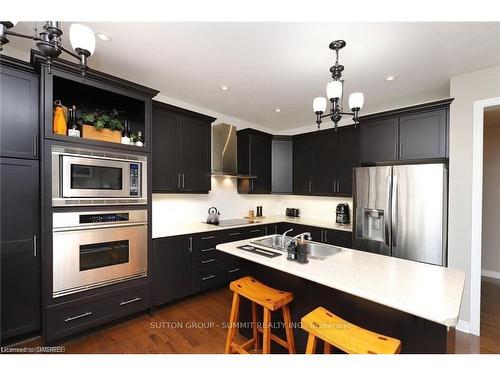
52, 145, 147, 206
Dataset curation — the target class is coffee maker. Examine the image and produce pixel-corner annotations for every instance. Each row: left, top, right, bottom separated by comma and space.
336, 203, 350, 224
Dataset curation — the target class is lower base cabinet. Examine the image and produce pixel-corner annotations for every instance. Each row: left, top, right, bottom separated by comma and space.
45, 283, 150, 343
152, 222, 353, 307
153, 236, 192, 306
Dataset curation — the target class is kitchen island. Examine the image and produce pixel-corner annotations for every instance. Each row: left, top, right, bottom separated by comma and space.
216, 237, 465, 354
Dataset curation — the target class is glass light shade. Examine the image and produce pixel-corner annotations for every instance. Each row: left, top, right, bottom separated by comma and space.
326, 80, 342, 100
69, 23, 96, 55
349, 92, 364, 110
313, 97, 327, 113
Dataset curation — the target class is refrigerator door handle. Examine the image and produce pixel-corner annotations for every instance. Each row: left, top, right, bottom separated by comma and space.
384, 175, 391, 248
392, 175, 398, 248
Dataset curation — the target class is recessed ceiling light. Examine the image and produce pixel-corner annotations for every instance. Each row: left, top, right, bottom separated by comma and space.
385, 75, 397, 82
219, 84, 229, 91
95, 31, 112, 42
275, 108, 281, 113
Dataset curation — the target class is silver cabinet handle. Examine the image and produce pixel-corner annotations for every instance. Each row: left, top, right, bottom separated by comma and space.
65, 311, 92, 322
394, 142, 398, 159
202, 275, 216, 281
177, 173, 181, 188
309, 181, 312, 192
120, 297, 141, 306
324, 230, 327, 243
32, 135, 38, 158
33, 234, 37, 257
201, 235, 215, 240
392, 174, 398, 248
228, 268, 240, 273
189, 236, 193, 253
250, 229, 261, 233
201, 247, 215, 252
201, 258, 216, 264
182, 173, 185, 188
228, 232, 240, 236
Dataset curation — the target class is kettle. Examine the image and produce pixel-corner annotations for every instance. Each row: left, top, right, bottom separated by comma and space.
207, 207, 220, 224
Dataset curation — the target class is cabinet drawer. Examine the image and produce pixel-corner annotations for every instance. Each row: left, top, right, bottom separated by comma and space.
191, 232, 222, 252
222, 228, 251, 242
223, 254, 246, 282
192, 265, 224, 293
192, 251, 221, 269
46, 285, 149, 342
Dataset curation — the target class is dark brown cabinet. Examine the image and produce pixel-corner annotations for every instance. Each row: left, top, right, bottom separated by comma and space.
360, 118, 399, 164
152, 101, 214, 193
237, 129, 272, 194
292, 134, 314, 195
0, 65, 39, 160
360, 99, 451, 164
294, 125, 359, 197
271, 136, 293, 194
399, 110, 447, 160
153, 236, 192, 305
0, 158, 40, 339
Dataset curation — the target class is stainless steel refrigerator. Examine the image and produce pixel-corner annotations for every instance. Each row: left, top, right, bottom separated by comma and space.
353, 164, 447, 266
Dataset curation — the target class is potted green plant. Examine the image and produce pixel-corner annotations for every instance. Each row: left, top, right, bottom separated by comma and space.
80, 109, 124, 143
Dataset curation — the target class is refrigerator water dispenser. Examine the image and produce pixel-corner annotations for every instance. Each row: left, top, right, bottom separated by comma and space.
357, 208, 385, 242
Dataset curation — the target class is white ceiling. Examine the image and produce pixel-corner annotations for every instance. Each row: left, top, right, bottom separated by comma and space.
4, 22, 500, 131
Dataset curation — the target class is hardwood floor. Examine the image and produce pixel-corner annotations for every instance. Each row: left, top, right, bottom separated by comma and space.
447, 276, 500, 354
12, 279, 500, 354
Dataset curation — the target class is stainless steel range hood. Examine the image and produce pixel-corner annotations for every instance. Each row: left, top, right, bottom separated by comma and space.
211, 124, 256, 178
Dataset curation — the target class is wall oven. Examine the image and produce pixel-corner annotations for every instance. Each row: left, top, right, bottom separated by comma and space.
52, 145, 147, 206
52, 210, 148, 298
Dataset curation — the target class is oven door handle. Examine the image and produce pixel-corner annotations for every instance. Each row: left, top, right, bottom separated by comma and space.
53, 222, 148, 233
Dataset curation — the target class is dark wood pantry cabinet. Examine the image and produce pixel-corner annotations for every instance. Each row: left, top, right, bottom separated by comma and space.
237, 129, 273, 194
152, 101, 215, 193
0, 158, 40, 340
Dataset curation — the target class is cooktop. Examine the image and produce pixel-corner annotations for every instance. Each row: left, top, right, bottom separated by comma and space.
206, 218, 257, 227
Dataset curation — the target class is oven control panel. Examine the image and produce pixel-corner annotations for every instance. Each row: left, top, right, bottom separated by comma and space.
79, 213, 130, 224
130, 163, 140, 196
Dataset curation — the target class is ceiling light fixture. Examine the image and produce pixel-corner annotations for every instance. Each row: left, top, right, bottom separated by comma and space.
0, 21, 96, 76
312, 40, 364, 130
95, 31, 112, 42
275, 108, 281, 113
385, 75, 397, 82
219, 84, 229, 91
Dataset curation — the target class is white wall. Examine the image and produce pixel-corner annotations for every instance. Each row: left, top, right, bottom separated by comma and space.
481, 108, 500, 277
152, 177, 352, 233
448, 65, 500, 326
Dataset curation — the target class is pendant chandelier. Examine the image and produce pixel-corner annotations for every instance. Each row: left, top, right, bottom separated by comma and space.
0, 21, 96, 76
313, 40, 364, 130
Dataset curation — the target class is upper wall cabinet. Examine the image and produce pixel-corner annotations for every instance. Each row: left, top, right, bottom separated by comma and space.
293, 125, 359, 197
271, 136, 293, 194
360, 99, 452, 165
237, 129, 272, 194
0, 60, 39, 159
152, 101, 215, 193
31, 50, 158, 153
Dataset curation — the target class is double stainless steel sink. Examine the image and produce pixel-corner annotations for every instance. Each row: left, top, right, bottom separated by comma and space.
250, 235, 342, 260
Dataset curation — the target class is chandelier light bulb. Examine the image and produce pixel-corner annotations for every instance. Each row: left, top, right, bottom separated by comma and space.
69, 23, 96, 56
313, 97, 327, 114
326, 80, 343, 100
349, 92, 364, 110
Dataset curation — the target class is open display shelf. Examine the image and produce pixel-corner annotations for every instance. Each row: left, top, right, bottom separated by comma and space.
35, 50, 158, 153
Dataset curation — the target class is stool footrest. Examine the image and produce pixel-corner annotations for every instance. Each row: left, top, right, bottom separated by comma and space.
257, 326, 289, 349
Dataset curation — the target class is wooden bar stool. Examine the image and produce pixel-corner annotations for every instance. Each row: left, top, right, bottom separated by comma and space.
301, 307, 401, 354
225, 276, 295, 354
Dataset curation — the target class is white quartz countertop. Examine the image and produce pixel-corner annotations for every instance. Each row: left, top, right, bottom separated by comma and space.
216, 237, 465, 327
152, 215, 352, 239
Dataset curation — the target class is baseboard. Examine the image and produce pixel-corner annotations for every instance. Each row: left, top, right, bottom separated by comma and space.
455, 320, 471, 334
481, 269, 500, 279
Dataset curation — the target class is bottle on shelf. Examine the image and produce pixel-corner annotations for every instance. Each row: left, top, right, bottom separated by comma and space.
52, 100, 67, 136
136, 131, 144, 147
67, 105, 81, 138
121, 120, 131, 145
